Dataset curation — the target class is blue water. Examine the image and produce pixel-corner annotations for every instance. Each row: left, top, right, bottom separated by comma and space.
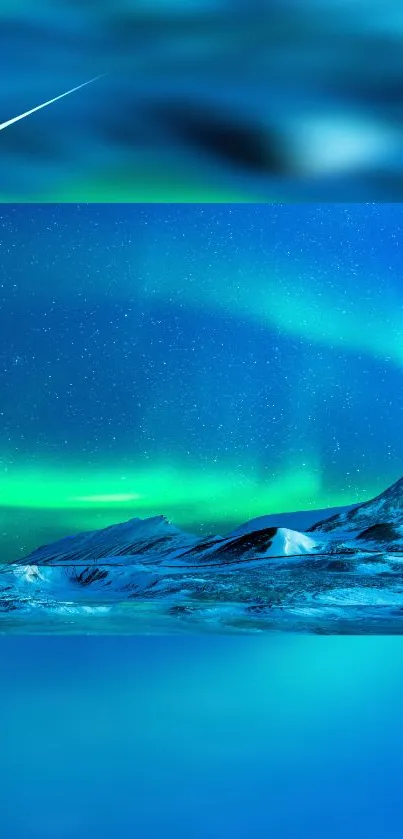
1, 636, 403, 838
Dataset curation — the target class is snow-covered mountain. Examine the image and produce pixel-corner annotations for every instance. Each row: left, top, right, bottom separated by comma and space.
309, 476, 403, 536
15, 518, 322, 569
1, 474, 403, 634
229, 504, 355, 536
21, 515, 199, 567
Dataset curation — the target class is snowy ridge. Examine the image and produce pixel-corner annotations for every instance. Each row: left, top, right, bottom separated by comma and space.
229, 504, 355, 536
310, 476, 403, 533
23, 515, 199, 566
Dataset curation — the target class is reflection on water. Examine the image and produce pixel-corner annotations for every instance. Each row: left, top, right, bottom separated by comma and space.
1, 635, 403, 838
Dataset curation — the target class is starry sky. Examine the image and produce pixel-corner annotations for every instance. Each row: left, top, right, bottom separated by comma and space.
0, 202, 402, 561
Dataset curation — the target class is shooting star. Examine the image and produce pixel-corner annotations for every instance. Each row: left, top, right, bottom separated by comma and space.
0, 74, 106, 132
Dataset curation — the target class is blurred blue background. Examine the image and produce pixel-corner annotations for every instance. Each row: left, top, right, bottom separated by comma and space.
2, 0, 403, 200
1, 635, 403, 838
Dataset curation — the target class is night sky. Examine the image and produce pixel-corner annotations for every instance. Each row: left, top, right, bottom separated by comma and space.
1, 203, 402, 561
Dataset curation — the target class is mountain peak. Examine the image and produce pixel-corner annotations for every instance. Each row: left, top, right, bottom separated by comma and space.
21, 513, 197, 566
379, 476, 403, 497
309, 475, 403, 533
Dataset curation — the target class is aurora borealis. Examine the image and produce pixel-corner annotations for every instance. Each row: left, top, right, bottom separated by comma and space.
1, 202, 402, 562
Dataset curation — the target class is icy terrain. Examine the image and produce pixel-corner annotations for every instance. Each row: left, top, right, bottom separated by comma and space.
1, 477, 403, 634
